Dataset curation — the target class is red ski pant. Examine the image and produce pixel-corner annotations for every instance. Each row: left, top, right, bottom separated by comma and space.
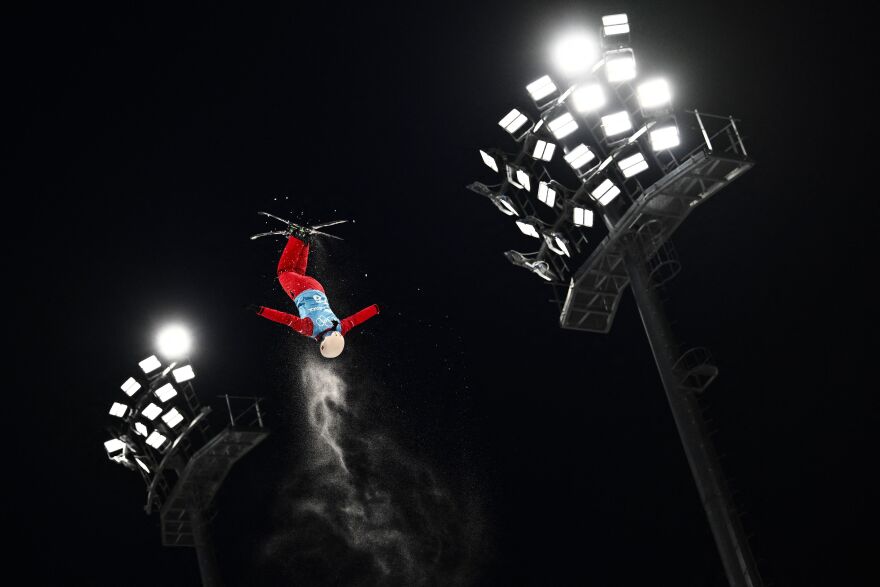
277, 236, 324, 297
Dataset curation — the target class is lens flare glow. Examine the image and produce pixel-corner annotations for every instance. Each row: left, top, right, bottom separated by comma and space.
552, 31, 599, 77
156, 324, 192, 359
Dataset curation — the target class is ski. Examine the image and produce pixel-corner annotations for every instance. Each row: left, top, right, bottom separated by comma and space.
254, 211, 348, 240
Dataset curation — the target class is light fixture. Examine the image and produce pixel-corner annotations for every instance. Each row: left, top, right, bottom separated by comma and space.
134, 422, 149, 437
564, 144, 596, 171
650, 124, 681, 151
543, 232, 571, 257
142, 403, 163, 421
547, 111, 578, 139
551, 31, 598, 77
491, 195, 519, 216
537, 181, 557, 208
516, 169, 532, 191
109, 402, 128, 418
121, 377, 141, 396
161, 408, 185, 429
531, 139, 556, 162
505, 251, 556, 281
146, 431, 167, 450
156, 324, 192, 359
637, 79, 672, 112
139, 355, 161, 374
602, 14, 630, 37
155, 383, 178, 403
573, 207, 594, 227
104, 438, 126, 456
571, 83, 606, 113
526, 75, 559, 107
605, 48, 636, 83
499, 108, 531, 140
479, 149, 500, 172
172, 365, 195, 383
134, 457, 150, 473
515, 218, 541, 238
601, 110, 633, 138
618, 152, 649, 177
591, 178, 621, 206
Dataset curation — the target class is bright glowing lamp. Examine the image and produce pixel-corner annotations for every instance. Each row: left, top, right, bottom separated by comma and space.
142, 403, 163, 421
547, 111, 578, 139
516, 169, 532, 191
537, 182, 557, 208
605, 49, 636, 82
526, 75, 558, 102
146, 431, 167, 450
544, 233, 571, 257
571, 83, 606, 114
573, 207, 594, 227
602, 14, 630, 37
479, 149, 499, 172
155, 383, 178, 403
532, 139, 556, 162
602, 111, 633, 137
564, 144, 596, 171
618, 152, 649, 177
591, 179, 621, 206
104, 438, 126, 456
498, 108, 530, 139
172, 365, 195, 383
135, 457, 150, 473
156, 325, 191, 359
109, 402, 128, 418
134, 422, 149, 437
161, 408, 185, 429
492, 195, 519, 216
515, 219, 541, 238
121, 377, 142, 396
650, 125, 681, 151
552, 31, 598, 77
637, 79, 672, 111
139, 355, 161, 374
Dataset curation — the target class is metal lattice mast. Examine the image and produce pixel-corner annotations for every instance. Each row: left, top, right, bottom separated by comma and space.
468, 14, 761, 587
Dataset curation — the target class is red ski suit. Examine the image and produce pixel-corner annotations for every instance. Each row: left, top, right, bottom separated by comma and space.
255, 236, 379, 339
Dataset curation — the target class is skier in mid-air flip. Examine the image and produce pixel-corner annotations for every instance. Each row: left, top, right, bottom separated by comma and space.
248, 212, 379, 358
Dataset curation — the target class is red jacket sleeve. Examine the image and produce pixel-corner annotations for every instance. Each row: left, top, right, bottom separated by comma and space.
340, 304, 379, 335
255, 306, 313, 337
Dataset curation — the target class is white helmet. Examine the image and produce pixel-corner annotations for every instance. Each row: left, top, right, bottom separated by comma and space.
319, 331, 345, 359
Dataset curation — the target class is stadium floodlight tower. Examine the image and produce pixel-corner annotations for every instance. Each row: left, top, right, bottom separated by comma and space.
104, 325, 269, 587
468, 13, 762, 587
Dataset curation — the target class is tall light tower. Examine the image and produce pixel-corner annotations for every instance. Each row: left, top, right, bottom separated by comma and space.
468, 14, 762, 587
103, 325, 269, 587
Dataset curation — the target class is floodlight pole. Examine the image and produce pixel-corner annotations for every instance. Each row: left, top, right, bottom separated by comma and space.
622, 238, 761, 587
190, 505, 223, 587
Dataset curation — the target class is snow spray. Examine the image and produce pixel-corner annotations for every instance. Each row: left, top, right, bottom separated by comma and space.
259, 357, 482, 586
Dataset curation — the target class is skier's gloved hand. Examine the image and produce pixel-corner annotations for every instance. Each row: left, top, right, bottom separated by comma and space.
244, 304, 262, 314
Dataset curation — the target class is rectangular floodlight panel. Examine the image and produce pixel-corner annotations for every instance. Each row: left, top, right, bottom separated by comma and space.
527, 75, 558, 101
564, 144, 596, 170
605, 49, 636, 83
135, 457, 150, 473
591, 178, 621, 205
493, 195, 519, 216
572, 83, 606, 113
499, 109, 529, 134
104, 438, 125, 455
618, 152, 649, 177
155, 383, 178, 403
637, 79, 671, 110
142, 402, 163, 421
516, 169, 532, 191
172, 365, 195, 383
573, 206, 594, 227
532, 140, 556, 161
109, 402, 128, 418
547, 112, 578, 139
603, 14, 630, 36
602, 110, 633, 137
506, 165, 524, 189
146, 431, 167, 450
135, 422, 149, 437
545, 234, 570, 257
515, 220, 540, 238
161, 408, 185, 428
650, 125, 681, 151
139, 355, 161, 374
121, 377, 141, 396
479, 149, 499, 172
537, 182, 556, 207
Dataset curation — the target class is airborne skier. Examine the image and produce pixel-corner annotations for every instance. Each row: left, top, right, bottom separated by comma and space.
248, 212, 379, 358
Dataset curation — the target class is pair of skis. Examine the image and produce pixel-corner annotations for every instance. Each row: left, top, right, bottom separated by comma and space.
250, 211, 348, 241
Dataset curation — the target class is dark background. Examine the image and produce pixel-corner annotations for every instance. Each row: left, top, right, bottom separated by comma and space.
8, 1, 875, 585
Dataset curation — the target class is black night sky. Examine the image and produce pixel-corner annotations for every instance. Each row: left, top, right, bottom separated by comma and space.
9, 2, 875, 586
